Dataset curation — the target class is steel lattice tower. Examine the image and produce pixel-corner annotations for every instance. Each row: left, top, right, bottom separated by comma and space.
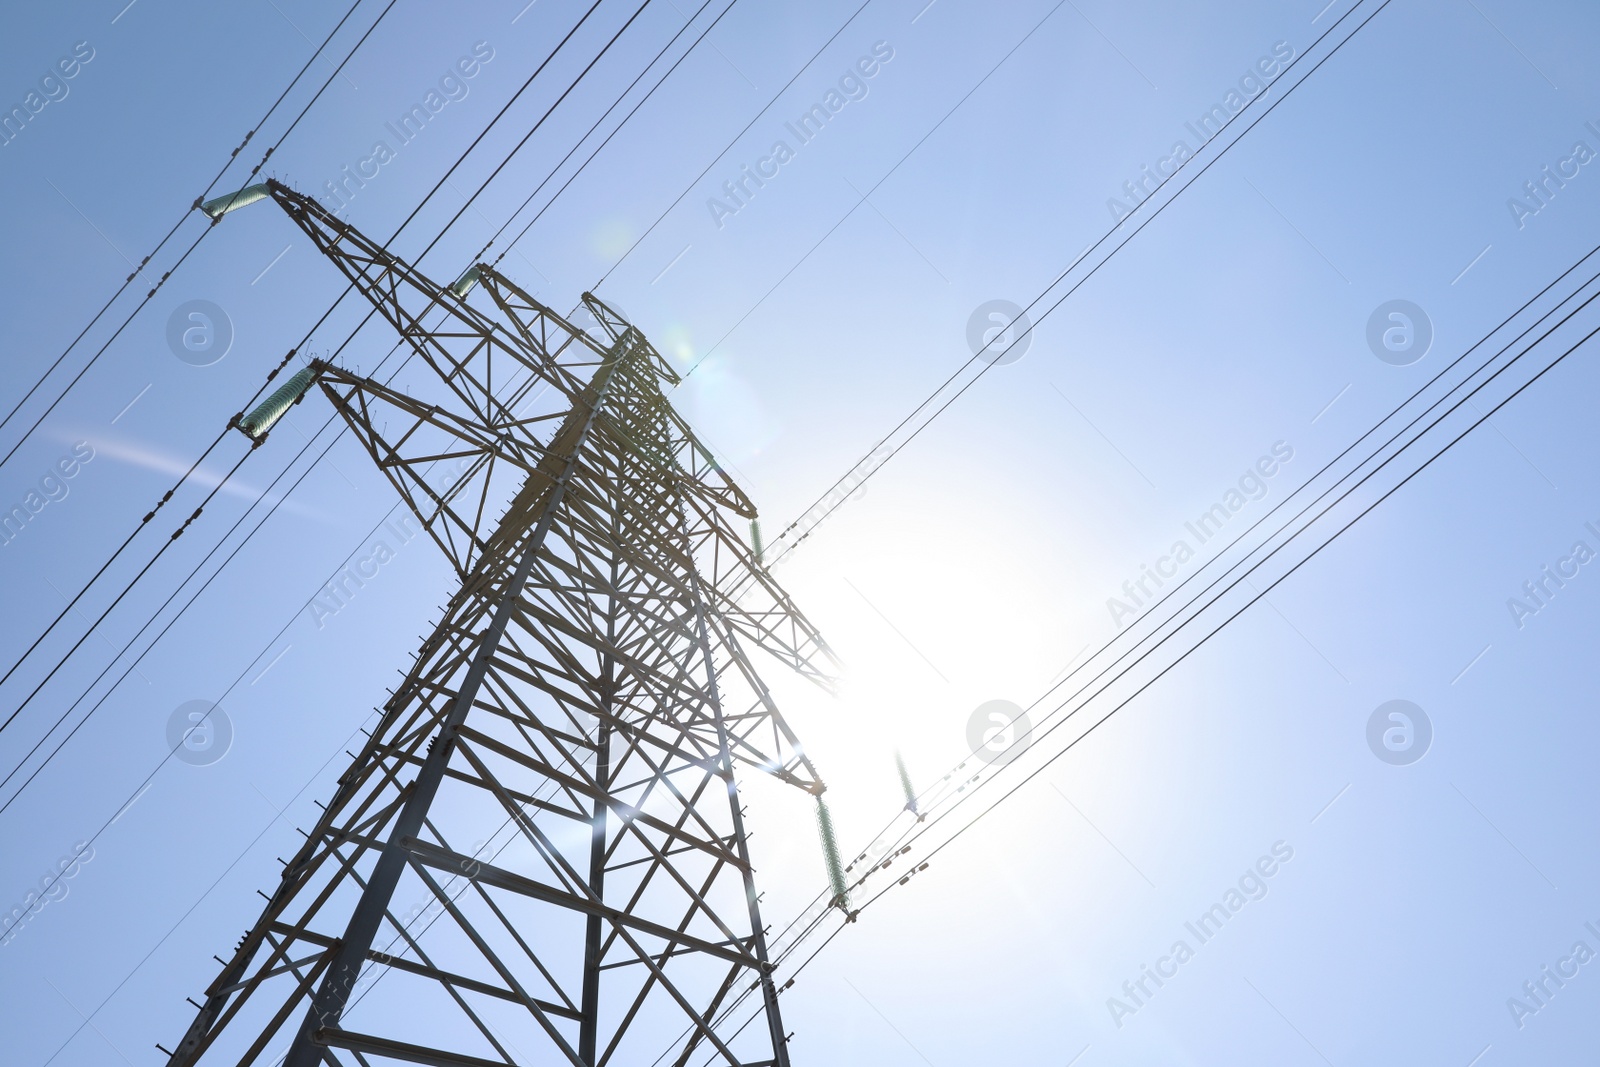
165, 181, 835, 1067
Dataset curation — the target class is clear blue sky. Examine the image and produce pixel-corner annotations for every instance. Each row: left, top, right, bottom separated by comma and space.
3, 0, 1600, 1064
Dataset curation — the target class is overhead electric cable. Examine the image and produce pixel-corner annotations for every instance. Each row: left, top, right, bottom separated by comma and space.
0, 0, 398, 473
487, 0, 738, 266
750, 268, 1600, 1007
831, 235, 1600, 905
0, 447, 255, 746
762, 0, 1394, 565
592, 0, 878, 287
0, 0, 636, 739
0, 423, 349, 812
2, 4, 901, 1053
0, 0, 1388, 919
3, 0, 744, 861
3, 0, 869, 736
860, 315, 1600, 902
4, 6, 1445, 1049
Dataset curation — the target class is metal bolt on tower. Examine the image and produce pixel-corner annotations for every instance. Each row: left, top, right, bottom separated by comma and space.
167, 181, 836, 1067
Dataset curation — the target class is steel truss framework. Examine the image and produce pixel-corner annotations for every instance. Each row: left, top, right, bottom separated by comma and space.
165, 182, 835, 1067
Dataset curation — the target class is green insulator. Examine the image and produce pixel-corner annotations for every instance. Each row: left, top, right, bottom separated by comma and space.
200, 183, 272, 219
895, 751, 919, 816
815, 796, 850, 910
750, 519, 764, 565
449, 265, 481, 298
240, 366, 319, 439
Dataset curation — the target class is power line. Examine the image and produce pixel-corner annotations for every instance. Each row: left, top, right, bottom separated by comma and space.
0, 2, 403, 736
4, 3, 1440, 1054
30, 707, 384, 1067
0, 0, 397, 474
682, 78, 1600, 1023
0, 0, 635, 752
490, 0, 740, 266
751, 249, 1600, 1006
1, 0, 1375, 929
677, 0, 1071, 384
1, 0, 759, 902
762, 0, 1394, 567
0, 6, 896, 1062
862, 308, 1599, 906
0, 0, 664, 739
0, 0, 880, 782
0, 419, 347, 815
692, 1, 1474, 955
0, 446, 253, 754
592, 0, 879, 288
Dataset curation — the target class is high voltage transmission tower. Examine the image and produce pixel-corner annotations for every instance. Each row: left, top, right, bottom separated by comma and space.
163, 180, 837, 1067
